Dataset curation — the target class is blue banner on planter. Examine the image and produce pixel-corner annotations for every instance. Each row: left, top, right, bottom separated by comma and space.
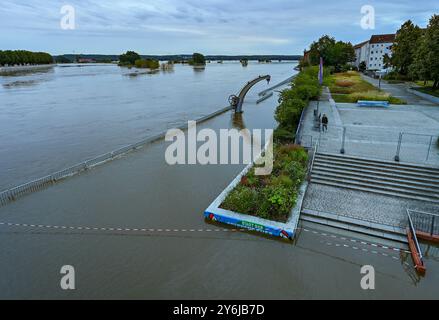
205, 211, 294, 240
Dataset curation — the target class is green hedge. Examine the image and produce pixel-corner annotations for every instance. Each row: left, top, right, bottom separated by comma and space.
274, 66, 325, 143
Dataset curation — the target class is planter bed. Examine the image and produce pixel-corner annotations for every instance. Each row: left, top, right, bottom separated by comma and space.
204, 142, 308, 241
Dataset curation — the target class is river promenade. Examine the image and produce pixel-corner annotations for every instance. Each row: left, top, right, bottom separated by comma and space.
299, 80, 439, 239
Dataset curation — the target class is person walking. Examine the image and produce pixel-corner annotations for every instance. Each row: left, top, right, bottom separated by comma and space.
322, 114, 329, 132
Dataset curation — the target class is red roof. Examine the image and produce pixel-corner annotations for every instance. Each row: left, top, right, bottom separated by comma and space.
369, 34, 395, 44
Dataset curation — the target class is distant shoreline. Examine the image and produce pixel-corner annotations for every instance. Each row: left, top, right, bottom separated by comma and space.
55, 54, 303, 63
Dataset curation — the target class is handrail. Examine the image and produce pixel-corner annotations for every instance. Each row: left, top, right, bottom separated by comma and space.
407, 209, 424, 261
407, 209, 439, 218
308, 137, 320, 180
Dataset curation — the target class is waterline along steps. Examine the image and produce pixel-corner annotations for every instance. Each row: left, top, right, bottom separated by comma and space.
310, 153, 439, 203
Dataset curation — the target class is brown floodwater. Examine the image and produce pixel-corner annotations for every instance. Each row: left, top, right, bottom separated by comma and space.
0, 66, 438, 299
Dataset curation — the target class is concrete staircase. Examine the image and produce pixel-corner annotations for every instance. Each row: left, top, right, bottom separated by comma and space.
310, 153, 439, 203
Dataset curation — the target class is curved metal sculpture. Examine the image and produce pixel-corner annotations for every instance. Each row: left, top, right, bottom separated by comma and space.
229, 75, 271, 113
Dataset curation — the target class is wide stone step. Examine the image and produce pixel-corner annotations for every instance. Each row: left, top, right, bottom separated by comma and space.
310, 177, 439, 203
315, 153, 439, 175
313, 160, 439, 180
316, 152, 439, 172
312, 165, 439, 186
312, 166, 439, 187
311, 172, 439, 195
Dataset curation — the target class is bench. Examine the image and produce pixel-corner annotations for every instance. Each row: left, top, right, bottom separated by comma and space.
357, 100, 390, 108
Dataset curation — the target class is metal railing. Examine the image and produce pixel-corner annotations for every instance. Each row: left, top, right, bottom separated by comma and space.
294, 102, 309, 146
395, 132, 438, 163
313, 124, 439, 166
307, 137, 320, 181
407, 209, 439, 238
407, 209, 424, 262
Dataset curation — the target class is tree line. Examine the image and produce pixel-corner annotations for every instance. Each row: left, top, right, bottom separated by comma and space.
0, 50, 53, 66
389, 15, 439, 89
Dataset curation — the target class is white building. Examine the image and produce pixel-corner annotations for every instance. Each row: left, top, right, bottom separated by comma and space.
354, 34, 395, 72
354, 40, 369, 68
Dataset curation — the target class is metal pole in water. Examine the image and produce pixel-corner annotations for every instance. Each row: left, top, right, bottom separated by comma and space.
395, 132, 403, 162
340, 127, 346, 154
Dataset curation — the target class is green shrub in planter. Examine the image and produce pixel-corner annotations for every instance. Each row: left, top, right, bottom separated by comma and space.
222, 185, 259, 214
284, 162, 306, 184
258, 185, 297, 220
271, 175, 294, 188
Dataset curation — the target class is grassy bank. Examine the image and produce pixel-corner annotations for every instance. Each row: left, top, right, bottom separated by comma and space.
328, 71, 406, 104
220, 67, 323, 222
413, 81, 439, 98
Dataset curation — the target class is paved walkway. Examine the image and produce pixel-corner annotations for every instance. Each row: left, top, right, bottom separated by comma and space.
361, 74, 437, 106
300, 88, 439, 231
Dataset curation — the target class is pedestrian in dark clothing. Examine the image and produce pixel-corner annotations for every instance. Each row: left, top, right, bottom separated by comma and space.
322, 114, 329, 132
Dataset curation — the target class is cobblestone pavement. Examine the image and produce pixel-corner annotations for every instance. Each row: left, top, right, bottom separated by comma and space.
303, 183, 439, 228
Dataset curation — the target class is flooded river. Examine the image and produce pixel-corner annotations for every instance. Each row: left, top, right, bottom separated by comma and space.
0, 62, 438, 299
0, 62, 294, 190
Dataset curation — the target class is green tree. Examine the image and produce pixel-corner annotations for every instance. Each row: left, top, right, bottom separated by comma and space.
119, 51, 141, 66
391, 20, 423, 75
190, 52, 206, 66
383, 54, 392, 69
359, 61, 367, 72
134, 58, 160, 69
423, 15, 439, 89
308, 35, 355, 70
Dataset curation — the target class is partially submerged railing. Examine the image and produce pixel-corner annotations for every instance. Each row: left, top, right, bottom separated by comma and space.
407, 209, 426, 274
0, 106, 233, 207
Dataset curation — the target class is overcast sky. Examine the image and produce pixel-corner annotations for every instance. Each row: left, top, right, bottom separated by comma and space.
0, 0, 436, 55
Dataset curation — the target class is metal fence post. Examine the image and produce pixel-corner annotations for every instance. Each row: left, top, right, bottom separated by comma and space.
340, 127, 346, 154
426, 135, 433, 162
395, 132, 403, 162
431, 215, 436, 237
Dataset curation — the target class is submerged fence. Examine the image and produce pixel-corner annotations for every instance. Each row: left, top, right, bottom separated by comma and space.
0, 106, 233, 207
